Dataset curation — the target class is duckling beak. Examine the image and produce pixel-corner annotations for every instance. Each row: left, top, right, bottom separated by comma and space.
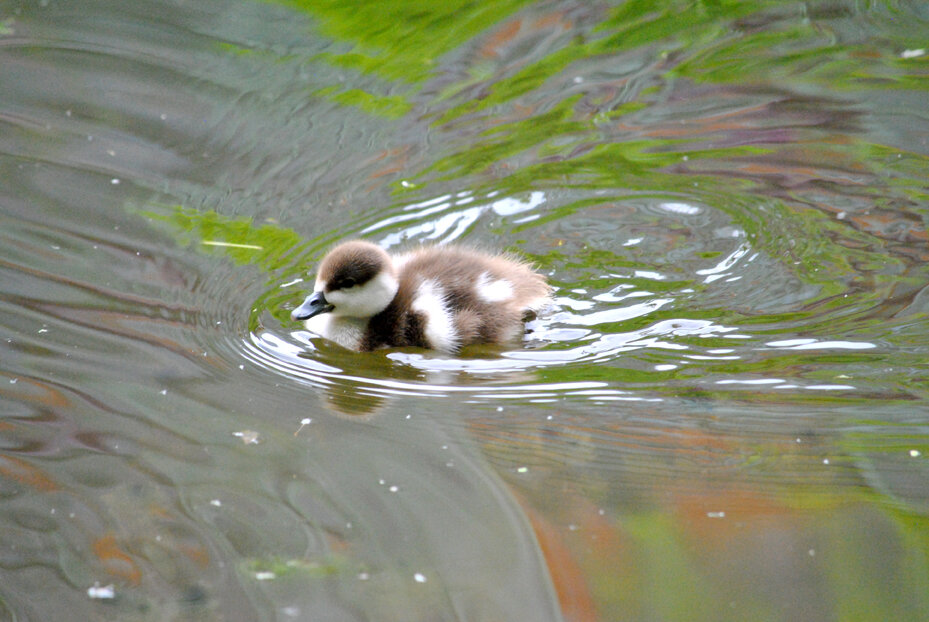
291, 291, 334, 321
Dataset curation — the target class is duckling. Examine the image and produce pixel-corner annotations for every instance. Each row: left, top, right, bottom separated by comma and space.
290, 240, 551, 353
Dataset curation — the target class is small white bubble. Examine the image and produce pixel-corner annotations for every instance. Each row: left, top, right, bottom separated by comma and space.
808, 549, 816, 557
517, 467, 528, 473
160, 389, 167, 395
413, 573, 426, 583
87, 583, 115, 600
233, 430, 261, 444
388, 485, 399, 493
210, 499, 221, 507
255, 571, 275, 581
909, 449, 921, 458
160, 113, 167, 120
823, 458, 830, 465
111, 178, 120, 185
707, 511, 726, 518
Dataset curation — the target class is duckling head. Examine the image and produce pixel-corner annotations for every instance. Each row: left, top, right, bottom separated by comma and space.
291, 241, 398, 321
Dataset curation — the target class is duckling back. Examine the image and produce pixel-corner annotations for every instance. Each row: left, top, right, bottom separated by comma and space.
359, 246, 550, 352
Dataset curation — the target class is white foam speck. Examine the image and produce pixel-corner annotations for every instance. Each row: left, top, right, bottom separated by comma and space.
87, 583, 115, 600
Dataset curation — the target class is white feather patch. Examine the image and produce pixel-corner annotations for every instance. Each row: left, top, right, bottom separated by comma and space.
475, 272, 514, 303
305, 314, 364, 350
411, 279, 458, 352
325, 271, 398, 318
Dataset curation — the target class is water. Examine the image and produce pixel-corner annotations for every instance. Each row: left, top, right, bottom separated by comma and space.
1, 0, 928, 620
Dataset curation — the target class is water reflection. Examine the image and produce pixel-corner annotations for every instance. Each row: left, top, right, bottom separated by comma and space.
364, 190, 547, 244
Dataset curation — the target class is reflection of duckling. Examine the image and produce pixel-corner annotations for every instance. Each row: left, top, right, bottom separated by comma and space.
291, 240, 551, 353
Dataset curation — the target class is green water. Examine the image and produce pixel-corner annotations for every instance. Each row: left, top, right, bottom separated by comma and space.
1, 0, 928, 620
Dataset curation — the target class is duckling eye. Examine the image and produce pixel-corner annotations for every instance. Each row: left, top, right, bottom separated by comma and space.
341, 277, 357, 289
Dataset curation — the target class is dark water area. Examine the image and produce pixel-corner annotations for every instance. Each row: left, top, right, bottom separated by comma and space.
1, 0, 928, 620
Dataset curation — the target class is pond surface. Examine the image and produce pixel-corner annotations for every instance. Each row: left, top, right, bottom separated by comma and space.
1, 0, 928, 620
